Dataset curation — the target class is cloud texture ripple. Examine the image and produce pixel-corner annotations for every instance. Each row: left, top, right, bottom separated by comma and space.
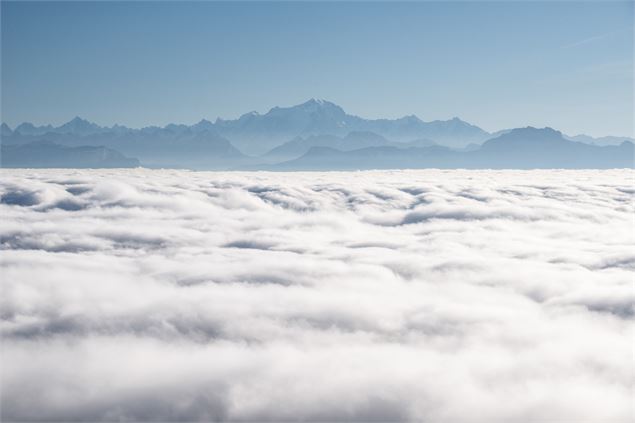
1, 169, 633, 421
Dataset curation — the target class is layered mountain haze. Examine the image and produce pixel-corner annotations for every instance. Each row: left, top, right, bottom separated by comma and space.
268, 127, 634, 170
2, 100, 633, 169
474, 127, 634, 168
214, 99, 353, 154
492, 129, 635, 147
2, 125, 244, 169
1, 140, 139, 168
262, 131, 439, 162
564, 134, 635, 146
213, 99, 489, 154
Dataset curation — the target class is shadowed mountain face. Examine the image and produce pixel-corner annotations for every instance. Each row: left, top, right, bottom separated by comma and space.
1, 141, 139, 168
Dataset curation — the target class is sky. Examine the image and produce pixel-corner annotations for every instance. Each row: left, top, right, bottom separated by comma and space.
1, 1, 633, 137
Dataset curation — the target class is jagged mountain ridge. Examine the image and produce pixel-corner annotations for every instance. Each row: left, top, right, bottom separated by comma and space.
4, 99, 633, 156
213, 99, 490, 152
2, 101, 634, 169
2, 99, 490, 155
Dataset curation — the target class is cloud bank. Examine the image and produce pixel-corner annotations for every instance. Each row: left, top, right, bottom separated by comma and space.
1, 169, 633, 421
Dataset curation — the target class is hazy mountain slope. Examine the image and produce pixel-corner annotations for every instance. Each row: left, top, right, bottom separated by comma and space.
213, 99, 489, 153
362, 116, 489, 147
268, 145, 461, 170
565, 134, 635, 146
262, 131, 439, 162
1, 141, 139, 168
1, 123, 13, 137
3, 127, 246, 169
263, 131, 391, 160
213, 99, 362, 154
270, 127, 634, 170
3, 101, 633, 166
471, 127, 634, 168
101, 129, 246, 168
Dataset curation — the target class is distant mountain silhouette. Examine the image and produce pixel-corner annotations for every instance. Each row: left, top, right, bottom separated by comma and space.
3, 127, 245, 169
265, 127, 634, 170
1, 123, 13, 137
1, 140, 139, 168
2, 101, 633, 169
471, 127, 634, 168
2, 100, 491, 156
260, 145, 455, 171
212, 99, 488, 154
56, 116, 103, 135
101, 129, 245, 169
564, 134, 634, 146
262, 131, 438, 162
213, 99, 353, 154
13, 122, 54, 136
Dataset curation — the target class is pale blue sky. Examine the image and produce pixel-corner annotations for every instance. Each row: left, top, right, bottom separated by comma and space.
1, 1, 633, 136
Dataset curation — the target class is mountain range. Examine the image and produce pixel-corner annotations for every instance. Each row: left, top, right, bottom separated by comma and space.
1, 140, 139, 169
266, 127, 633, 170
1, 99, 633, 169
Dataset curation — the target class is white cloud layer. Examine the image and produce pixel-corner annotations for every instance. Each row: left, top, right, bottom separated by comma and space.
1, 169, 633, 421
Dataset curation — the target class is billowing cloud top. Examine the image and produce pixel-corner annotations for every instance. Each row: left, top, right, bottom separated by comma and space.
1, 169, 633, 421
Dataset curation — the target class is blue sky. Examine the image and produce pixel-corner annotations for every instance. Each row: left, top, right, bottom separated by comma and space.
1, 1, 633, 136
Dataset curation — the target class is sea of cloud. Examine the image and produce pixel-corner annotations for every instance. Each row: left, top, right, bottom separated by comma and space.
0, 169, 633, 421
